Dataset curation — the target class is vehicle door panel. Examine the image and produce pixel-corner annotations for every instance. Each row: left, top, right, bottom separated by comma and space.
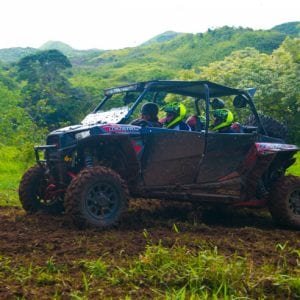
196, 133, 256, 183
142, 130, 205, 186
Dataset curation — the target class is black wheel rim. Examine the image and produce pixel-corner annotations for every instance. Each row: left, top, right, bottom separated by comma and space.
289, 189, 300, 215
85, 181, 119, 221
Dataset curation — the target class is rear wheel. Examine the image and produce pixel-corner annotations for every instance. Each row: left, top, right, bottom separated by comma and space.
268, 176, 300, 229
64, 166, 128, 229
19, 165, 64, 214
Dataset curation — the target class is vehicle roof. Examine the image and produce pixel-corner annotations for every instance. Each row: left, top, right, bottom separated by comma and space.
104, 80, 246, 98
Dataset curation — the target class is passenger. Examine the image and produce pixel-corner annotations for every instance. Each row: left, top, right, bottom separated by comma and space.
131, 102, 161, 127
186, 115, 206, 131
162, 102, 191, 131
210, 98, 234, 132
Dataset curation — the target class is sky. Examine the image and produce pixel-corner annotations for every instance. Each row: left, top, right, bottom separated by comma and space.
0, 0, 299, 50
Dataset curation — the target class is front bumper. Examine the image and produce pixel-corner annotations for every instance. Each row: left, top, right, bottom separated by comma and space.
35, 144, 76, 185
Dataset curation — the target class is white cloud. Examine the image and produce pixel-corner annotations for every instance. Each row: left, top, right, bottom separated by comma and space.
0, 0, 299, 49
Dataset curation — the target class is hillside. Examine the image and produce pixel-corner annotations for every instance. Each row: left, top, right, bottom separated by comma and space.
70, 24, 296, 68
0, 41, 104, 65
39, 41, 105, 65
0, 47, 36, 64
40, 41, 77, 56
272, 21, 300, 36
141, 31, 184, 45
0, 22, 299, 67
66, 23, 299, 100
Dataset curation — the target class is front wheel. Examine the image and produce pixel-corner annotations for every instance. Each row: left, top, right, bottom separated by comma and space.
268, 176, 300, 229
64, 166, 128, 229
19, 165, 64, 214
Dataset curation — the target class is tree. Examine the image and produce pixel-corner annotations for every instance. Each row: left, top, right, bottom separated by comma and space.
17, 50, 88, 129
17, 49, 71, 84
0, 80, 42, 146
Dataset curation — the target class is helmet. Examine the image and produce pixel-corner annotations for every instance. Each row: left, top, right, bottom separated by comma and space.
211, 98, 225, 109
163, 102, 180, 115
212, 109, 234, 131
163, 102, 187, 128
141, 102, 159, 117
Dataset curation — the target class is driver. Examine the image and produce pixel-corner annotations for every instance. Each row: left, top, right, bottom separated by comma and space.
162, 102, 191, 131
131, 102, 161, 127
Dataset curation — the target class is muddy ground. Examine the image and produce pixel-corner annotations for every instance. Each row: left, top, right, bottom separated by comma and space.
0, 199, 300, 299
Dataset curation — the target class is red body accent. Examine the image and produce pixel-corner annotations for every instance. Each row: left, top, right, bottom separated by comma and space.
131, 140, 143, 155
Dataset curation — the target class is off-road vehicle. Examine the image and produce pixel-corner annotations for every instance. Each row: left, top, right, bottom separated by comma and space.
19, 81, 300, 229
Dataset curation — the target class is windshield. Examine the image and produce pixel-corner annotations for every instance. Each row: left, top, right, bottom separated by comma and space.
81, 92, 140, 125
81, 106, 129, 125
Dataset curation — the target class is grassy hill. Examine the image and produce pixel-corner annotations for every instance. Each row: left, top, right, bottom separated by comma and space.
0, 22, 299, 68
0, 47, 36, 64
65, 23, 298, 100
71, 25, 293, 69
39, 41, 105, 65
272, 21, 300, 36
141, 31, 184, 45
0, 41, 104, 65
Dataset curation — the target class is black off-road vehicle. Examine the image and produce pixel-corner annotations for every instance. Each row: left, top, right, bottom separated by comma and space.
19, 81, 300, 229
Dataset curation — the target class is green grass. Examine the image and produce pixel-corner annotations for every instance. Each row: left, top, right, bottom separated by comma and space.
0, 145, 34, 206
0, 242, 299, 299
113, 243, 250, 298
287, 152, 300, 176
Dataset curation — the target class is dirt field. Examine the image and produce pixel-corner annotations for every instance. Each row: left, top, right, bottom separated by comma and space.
0, 199, 300, 299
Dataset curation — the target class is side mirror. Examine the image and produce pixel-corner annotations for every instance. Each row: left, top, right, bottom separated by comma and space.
233, 95, 248, 108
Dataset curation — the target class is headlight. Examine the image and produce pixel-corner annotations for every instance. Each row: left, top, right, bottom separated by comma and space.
75, 130, 90, 140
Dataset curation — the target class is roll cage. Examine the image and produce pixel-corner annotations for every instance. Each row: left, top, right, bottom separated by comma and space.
92, 80, 267, 135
